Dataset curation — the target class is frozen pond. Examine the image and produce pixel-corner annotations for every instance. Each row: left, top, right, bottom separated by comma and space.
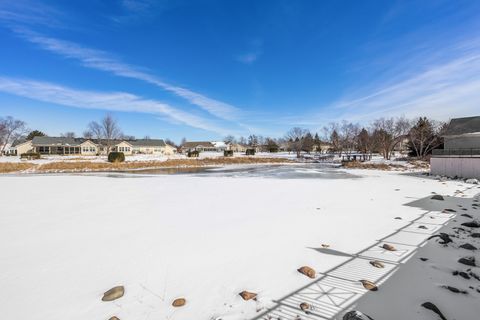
120, 163, 360, 179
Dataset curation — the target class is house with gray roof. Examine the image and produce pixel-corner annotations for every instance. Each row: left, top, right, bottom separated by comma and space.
32, 136, 99, 155
129, 139, 176, 155
181, 141, 218, 153
431, 116, 480, 178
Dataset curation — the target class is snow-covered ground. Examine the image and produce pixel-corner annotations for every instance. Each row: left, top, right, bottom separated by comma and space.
0, 152, 301, 164
0, 167, 478, 320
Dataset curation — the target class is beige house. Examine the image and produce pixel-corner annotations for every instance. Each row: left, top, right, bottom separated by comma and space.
112, 141, 133, 155
130, 139, 175, 155
181, 141, 217, 153
7, 139, 33, 155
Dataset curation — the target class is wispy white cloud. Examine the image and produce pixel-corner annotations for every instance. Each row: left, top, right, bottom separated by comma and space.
12, 28, 242, 121
0, 1, 63, 28
290, 38, 480, 127
236, 51, 261, 64
0, 76, 234, 135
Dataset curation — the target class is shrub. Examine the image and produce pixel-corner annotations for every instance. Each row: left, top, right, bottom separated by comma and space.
224, 150, 234, 157
246, 148, 256, 156
187, 150, 200, 157
20, 152, 41, 160
108, 152, 125, 163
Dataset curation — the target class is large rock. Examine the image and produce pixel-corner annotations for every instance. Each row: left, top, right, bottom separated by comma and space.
343, 310, 374, 320
360, 280, 378, 291
369, 260, 385, 268
102, 286, 124, 302
172, 298, 186, 307
431, 195, 444, 200
297, 266, 316, 278
239, 291, 257, 301
382, 244, 396, 251
300, 302, 311, 312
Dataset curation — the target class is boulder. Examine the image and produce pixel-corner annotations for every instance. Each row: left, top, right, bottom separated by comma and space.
299, 302, 311, 312
420, 257, 429, 261
239, 291, 257, 301
471, 233, 480, 238
102, 286, 124, 302
382, 244, 396, 251
297, 266, 316, 278
360, 280, 378, 291
369, 260, 385, 268
431, 195, 444, 200
458, 256, 476, 267
343, 310, 375, 320
172, 298, 186, 307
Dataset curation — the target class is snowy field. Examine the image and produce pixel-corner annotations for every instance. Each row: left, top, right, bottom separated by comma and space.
1, 166, 479, 320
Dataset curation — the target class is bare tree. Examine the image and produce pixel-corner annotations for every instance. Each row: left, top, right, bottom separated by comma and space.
286, 127, 308, 158
408, 117, 446, 159
224, 135, 236, 144
0, 116, 28, 155
372, 117, 411, 159
85, 114, 122, 153
60, 132, 76, 138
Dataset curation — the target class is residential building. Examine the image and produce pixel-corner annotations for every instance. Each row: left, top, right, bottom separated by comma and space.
431, 116, 480, 178
181, 141, 218, 153
130, 139, 175, 155
6, 139, 33, 155
32, 136, 98, 155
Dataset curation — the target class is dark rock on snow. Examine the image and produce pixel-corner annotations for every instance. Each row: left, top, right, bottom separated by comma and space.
452, 271, 471, 279
458, 256, 476, 267
420, 257, 429, 261
427, 233, 453, 244
462, 221, 480, 228
471, 233, 480, 238
442, 285, 468, 294
461, 213, 473, 218
421, 302, 447, 320
343, 310, 374, 320
431, 195, 444, 200
459, 243, 477, 250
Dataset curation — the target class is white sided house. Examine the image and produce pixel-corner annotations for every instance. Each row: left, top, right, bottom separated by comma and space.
130, 139, 176, 155
431, 116, 480, 179
6, 139, 33, 155
32, 136, 99, 155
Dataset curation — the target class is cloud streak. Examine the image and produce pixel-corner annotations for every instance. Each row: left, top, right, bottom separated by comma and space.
290, 38, 480, 127
13, 28, 242, 121
0, 76, 233, 135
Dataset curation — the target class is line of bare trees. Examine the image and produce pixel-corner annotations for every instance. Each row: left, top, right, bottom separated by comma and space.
224, 116, 446, 160
281, 116, 446, 159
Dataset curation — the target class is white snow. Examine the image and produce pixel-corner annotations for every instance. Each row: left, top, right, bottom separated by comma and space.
0, 168, 478, 320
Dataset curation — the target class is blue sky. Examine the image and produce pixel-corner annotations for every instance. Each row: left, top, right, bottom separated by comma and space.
1, 0, 480, 142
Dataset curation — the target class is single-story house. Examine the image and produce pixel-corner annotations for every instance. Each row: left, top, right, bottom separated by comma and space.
130, 139, 176, 155
228, 143, 247, 152
32, 136, 99, 155
181, 141, 218, 153
6, 139, 33, 155
431, 116, 480, 178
